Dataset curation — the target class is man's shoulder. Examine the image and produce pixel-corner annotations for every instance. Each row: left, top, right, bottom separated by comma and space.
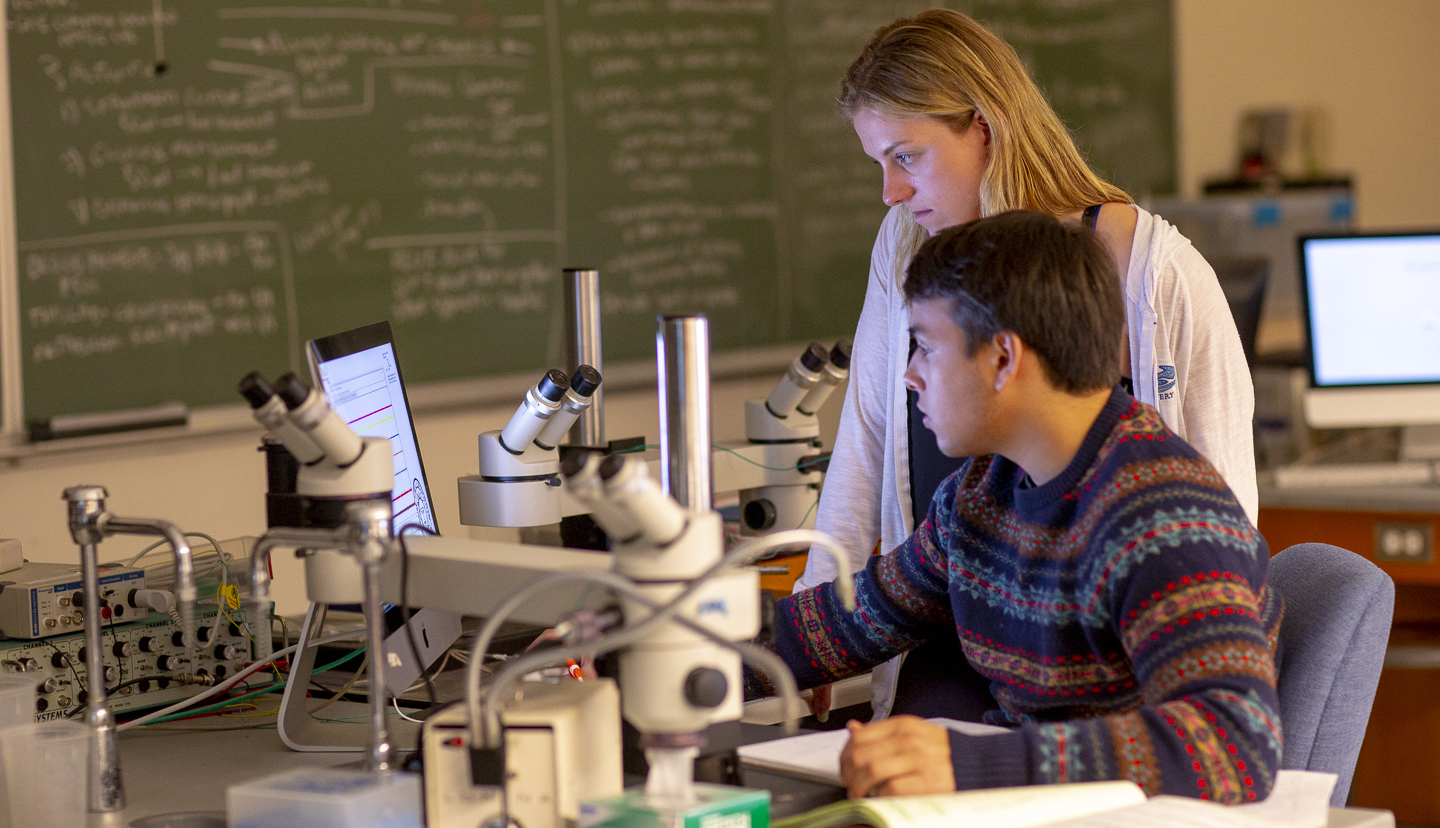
1085, 396, 1248, 517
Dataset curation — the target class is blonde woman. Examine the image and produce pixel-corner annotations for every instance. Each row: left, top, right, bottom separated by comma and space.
795, 9, 1257, 719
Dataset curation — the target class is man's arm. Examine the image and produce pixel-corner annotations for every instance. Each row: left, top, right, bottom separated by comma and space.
894, 512, 1281, 804
745, 497, 957, 699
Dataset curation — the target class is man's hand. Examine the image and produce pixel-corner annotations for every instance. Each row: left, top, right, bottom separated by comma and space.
808, 682, 832, 721
839, 716, 955, 799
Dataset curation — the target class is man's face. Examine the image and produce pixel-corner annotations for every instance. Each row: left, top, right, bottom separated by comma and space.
903, 297, 998, 458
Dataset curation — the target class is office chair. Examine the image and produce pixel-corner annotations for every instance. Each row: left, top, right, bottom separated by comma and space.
1269, 542, 1394, 806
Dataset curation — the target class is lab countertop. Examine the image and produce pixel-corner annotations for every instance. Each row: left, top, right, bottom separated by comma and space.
83, 704, 1393, 828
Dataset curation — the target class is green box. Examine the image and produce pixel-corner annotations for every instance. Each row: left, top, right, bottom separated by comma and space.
580, 784, 770, 828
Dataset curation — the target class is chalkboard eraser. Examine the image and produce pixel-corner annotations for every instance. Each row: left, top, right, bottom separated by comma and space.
27, 402, 189, 442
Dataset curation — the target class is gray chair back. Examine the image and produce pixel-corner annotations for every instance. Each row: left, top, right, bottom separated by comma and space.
1269, 542, 1394, 806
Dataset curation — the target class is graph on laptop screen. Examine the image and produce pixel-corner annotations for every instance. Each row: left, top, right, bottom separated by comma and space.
307, 322, 438, 533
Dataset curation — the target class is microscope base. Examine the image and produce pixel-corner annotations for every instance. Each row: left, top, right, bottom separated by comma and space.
277, 602, 369, 753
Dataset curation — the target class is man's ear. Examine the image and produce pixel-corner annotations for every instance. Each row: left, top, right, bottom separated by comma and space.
990, 331, 1022, 391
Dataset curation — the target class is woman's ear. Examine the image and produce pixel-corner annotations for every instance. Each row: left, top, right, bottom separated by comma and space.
974, 112, 992, 147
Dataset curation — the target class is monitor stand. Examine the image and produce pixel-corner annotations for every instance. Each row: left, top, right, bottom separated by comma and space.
1400, 425, 1440, 460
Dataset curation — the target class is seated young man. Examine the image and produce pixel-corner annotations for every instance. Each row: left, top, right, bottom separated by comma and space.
748, 211, 1281, 803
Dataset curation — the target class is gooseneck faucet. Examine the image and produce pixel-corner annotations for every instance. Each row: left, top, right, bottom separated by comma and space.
62, 485, 198, 814
246, 499, 397, 774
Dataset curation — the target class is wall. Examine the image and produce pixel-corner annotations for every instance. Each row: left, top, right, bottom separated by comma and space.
1175, 0, 1440, 228
4, 1, 1439, 612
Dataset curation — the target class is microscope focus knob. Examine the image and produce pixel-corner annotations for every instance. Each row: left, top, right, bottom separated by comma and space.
741, 498, 777, 532
683, 667, 728, 709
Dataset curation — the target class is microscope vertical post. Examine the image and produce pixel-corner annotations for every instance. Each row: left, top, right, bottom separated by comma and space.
63, 485, 197, 813
64, 486, 122, 813
657, 315, 713, 512
565, 268, 605, 448
351, 499, 397, 774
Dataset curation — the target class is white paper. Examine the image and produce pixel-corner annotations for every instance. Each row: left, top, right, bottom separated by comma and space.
738, 717, 1010, 784
1230, 771, 1337, 828
1040, 771, 1338, 828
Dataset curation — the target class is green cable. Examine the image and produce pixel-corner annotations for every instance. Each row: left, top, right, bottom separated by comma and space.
140, 646, 367, 725
717, 444, 831, 472
631, 442, 830, 473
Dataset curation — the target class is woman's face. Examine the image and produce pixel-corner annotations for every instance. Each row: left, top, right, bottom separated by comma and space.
853, 110, 991, 236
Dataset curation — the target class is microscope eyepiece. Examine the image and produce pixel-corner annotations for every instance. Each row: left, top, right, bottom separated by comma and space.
238, 372, 275, 409
829, 339, 853, 370
273, 373, 312, 410
561, 448, 598, 479
598, 453, 628, 481
570, 365, 602, 397
537, 369, 570, 403
799, 342, 827, 373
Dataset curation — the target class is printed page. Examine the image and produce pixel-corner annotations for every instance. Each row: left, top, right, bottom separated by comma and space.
1041, 773, 1337, 828
859, 781, 1146, 828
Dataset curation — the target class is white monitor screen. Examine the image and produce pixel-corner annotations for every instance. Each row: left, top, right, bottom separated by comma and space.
308, 322, 437, 533
1302, 233, 1440, 387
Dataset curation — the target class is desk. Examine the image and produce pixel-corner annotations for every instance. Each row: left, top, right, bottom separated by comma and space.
79, 700, 1393, 828
1258, 483, 1440, 825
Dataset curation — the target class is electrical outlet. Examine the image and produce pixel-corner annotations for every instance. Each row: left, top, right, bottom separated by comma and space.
1374, 522, 1434, 563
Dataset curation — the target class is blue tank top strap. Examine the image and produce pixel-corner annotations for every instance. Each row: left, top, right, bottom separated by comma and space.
1082, 203, 1103, 229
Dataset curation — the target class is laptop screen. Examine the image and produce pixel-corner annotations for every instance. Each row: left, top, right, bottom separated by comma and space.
307, 321, 438, 533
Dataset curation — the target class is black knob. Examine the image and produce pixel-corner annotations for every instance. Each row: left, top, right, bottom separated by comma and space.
196, 627, 214, 644
683, 667, 728, 709
742, 498, 777, 532
113, 642, 134, 658
138, 637, 159, 653
830, 339, 853, 370
51, 652, 73, 668
172, 631, 186, 647
71, 590, 85, 608
35, 698, 48, 713
215, 644, 237, 661
157, 655, 183, 671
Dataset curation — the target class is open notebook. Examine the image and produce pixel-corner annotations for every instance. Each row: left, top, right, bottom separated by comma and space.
742, 720, 1346, 828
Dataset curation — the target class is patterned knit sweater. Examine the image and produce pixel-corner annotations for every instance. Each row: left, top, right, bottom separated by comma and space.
752, 387, 1282, 803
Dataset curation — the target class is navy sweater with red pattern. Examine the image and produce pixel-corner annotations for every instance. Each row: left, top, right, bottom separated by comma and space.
753, 387, 1281, 802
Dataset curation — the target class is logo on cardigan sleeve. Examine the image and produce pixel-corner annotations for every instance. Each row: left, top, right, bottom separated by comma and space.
1157, 364, 1177, 399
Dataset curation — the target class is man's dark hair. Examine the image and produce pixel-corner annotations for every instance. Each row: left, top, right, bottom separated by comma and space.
903, 210, 1124, 393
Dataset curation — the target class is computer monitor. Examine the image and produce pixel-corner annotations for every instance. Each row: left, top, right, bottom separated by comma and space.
306, 321, 439, 532
1298, 230, 1440, 459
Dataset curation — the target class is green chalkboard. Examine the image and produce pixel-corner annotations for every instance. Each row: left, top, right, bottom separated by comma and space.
4, 0, 1172, 424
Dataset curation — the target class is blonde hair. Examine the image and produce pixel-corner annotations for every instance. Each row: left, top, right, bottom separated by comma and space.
840, 9, 1132, 276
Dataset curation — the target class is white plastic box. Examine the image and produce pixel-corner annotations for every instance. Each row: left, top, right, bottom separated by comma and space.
227, 767, 422, 828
